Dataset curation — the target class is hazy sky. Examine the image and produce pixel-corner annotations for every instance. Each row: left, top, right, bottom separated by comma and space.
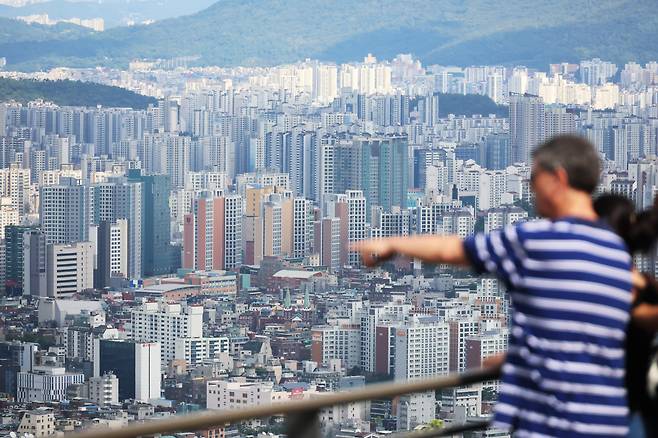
0, 0, 218, 26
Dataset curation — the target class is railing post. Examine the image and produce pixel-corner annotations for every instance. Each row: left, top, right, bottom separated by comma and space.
286, 409, 321, 438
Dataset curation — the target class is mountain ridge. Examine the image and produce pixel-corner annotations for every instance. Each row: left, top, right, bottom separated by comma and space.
0, 0, 655, 71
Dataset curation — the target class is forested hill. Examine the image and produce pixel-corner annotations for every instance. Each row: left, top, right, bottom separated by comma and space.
435, 94, 507, 118
0, 78, 157, 109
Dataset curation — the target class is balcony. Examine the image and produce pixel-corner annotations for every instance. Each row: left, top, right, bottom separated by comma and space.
65, 366, 500, 438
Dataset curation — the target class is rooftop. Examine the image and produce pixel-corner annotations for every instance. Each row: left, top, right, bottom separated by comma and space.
272, 270, 321, 280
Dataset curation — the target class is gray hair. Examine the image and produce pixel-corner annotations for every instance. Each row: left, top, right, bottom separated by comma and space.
532, 135, 600, 194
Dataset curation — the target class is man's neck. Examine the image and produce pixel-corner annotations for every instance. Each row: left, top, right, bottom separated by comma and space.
553, 191, 598, 221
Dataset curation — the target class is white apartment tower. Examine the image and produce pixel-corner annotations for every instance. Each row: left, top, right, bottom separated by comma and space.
346, 190, 367, 267
174, 337, 230, 367
130, 302, 203, 367
46, 241, 94, 297
311, 324, 361, 370
167, 135, 191, 189
292, 197, 313, 259
393, 316, 450, 381
0, 196, 19, 239
0, 163, 30, 217
88, 373, 119, 407
40, 177, 93, 245
109, 219, 128, 277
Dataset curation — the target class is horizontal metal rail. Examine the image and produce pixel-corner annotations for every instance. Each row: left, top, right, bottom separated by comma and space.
65, 366, 500, 438
392, 421, 491, 437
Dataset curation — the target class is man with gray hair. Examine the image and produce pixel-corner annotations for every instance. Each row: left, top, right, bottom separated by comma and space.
355, 135, 632, 437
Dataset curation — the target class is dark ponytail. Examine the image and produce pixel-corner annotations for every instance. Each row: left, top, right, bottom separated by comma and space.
627, 196, 658, 253
594, 194, 658, 254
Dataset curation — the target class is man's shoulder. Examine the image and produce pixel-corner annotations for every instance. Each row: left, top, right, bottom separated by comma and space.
515, 218, 626, 247
515, 219, 551, 233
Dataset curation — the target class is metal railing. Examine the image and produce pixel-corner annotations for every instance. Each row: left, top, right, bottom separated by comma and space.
66, 366, 501, 438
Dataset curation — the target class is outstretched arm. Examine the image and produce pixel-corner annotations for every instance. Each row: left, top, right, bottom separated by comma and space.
352, 235, 470, 267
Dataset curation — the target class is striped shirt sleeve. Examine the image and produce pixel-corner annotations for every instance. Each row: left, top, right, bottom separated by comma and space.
463, 225, 525, 288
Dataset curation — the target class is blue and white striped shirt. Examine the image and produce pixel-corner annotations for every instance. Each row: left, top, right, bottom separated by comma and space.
463, 217, 633, 437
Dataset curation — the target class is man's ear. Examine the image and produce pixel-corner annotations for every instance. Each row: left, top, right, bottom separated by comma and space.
555, 167, 569, 187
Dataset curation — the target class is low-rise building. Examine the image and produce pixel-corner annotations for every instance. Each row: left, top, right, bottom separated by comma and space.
17, 365, 84, 403
17, 409, 55, 437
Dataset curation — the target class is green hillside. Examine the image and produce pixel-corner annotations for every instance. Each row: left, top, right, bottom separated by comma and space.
0, 78, 157, 109
0, 0, 655, 71
0, 16, 92, 43
435, 94, 507, 118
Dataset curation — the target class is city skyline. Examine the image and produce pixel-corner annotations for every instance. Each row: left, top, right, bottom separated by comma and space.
0, 1, 657, 437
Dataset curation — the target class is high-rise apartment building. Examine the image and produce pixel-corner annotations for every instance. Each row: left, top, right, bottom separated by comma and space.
392, 316, 450, 380
5, 225, 41, 296
418, 93, 440, 127
448, 317, 479, 373
130, 302, 203, 367
0, 104, 6, 136
94, 177, 143, 278
0, 164, 30, 217
379, 316, 450, 431
0, 197, 19, 239
484, 206, 528, 233
166, 135, 191, 189
545, 107, 577, 139
312, 64, 338, 106
479, 133, 511, 170
261, 193, 284, 259
91, 219, 128, 289
46, 241, 94, 297
313, 217, 341, 271
127, 170, 177, 276
291, 197, 313, 259
311, 324, 361, 370
580, 58, 617, 86
243, 185, 274, 265
437, 210, 474, 238
346, 191, 367, 267
182, 193, 243, 271
509, 94, 545, 164
360, 302, 413, 373
370, 206, 412, 238
40, 177, 93, 245
23, 228, 47, 297
465, 330, 509, 371
479, 170, 507, 211
323, 190, 367, 267
333, 135, 409, 215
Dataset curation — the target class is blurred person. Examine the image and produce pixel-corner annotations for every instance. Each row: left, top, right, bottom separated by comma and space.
594, 194, 658, 437
354, 135, 633, 437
